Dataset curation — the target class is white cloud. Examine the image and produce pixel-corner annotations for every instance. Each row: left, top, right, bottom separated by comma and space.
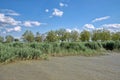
92, 16, 110, 22
95, 27, 103, 30
45, 9, 49, 12
59, 2, 68, 7
3, 31, 6, 34
0, 9, 20, 16
0, 9, 44, 33
101, 24, 120, 32
52, 8, 64, 17
6, 28, 13, 32
0, 13, 21, 26
66, 29, 72, 32
84, 24, 95, 29
102, 24, 120, 29
6, 26, 21, 32
0, 9, 42, 27
73, 28, 80, 33
14, 26, 21, 32
23, 21, 41, 27
66, 28, 80, 33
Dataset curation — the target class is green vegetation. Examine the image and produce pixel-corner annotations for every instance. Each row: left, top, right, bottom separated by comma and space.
0, 29, 120, 63
5, 35, 14, 43
0, 36, 4, 43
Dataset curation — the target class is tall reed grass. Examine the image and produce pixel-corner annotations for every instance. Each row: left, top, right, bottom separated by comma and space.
0, 41, 120, 63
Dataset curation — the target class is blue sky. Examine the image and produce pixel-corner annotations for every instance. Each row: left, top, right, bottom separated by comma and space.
0, 0, 120, 38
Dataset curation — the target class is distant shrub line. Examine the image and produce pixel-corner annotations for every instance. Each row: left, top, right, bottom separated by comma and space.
0, 41, 120, 63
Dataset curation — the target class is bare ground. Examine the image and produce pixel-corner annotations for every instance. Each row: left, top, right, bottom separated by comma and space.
0, 53, 120, 80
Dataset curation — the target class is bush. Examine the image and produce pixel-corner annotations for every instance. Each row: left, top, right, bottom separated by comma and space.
51, 42, 61, 53
13, 42, 24, 48
69, 42, 87, 51
0, 44, 43, 63
39, 43, 52, 54
14, 47, 42, 60
85, 42, 101, 50
114, 40, 120, 50
60, 42, 70, 49
102, 41, 115, 50
0, 42, 106, 63
0, 47, 16, 62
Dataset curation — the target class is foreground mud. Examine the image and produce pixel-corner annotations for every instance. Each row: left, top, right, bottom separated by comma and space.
0, 53, 120, 80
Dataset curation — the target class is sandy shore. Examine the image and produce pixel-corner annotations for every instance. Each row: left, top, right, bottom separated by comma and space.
0, 53, 120, 80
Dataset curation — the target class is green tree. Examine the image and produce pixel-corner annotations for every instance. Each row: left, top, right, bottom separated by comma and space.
80, 30, 90, 42
56, 29, 72, 42
35, 32, 42, 42
46, 30, 58, 42
63, 31, 71, 42
0, 36, 4, 43
111, 32, 120, 41
70, 30, 79, 42
92, 30, 101, 41
56, 29, 66, 41
22, 30, 34, 42
5, 35, 14, 43
101, 29, 111, 41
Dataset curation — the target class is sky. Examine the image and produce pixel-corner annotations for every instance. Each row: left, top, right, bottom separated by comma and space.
0, 0, 120, 38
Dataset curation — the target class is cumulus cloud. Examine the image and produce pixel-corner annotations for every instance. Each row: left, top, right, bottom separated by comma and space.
59, 2, 68, 7
0, 9, 45, 34
0, 13, 22, 33
84, 24, 95, 29
6, 26, 21, 32
0, 9, 20, 16
92, 16, 110, 22
0, 13, 21, 27
14, 26, 21, 32
102, 24, 120, 29
3, 31, 6, 34
66, 29, 72, 32
52, 8, 64, 17
6, 28, 13, 32
101, 24, 120, 32
95, 27, 103, 30
73, 28, 80, 32
23, 21, 41, 27
66, 28, 80, 33
45, 9, 49, 12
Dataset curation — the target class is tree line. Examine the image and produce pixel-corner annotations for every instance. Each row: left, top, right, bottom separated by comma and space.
0, 29, 120, 43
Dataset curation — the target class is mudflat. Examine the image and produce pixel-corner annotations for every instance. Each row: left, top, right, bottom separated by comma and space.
0, 53, 120, 80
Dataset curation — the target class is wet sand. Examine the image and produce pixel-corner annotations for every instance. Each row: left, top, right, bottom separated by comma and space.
0, 53, 120, 80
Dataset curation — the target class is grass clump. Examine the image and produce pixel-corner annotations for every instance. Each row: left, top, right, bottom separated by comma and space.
85, 42, 102, 50
0, 43, 44, 63
1, 41, 120, 63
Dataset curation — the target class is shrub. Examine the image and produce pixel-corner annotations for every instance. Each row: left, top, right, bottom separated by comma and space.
69, 42, 87, 51
85, 42, 101, 50
114, 40, 120, 50
12, 42, 24, 48
14, 47, 42, 60
0, 42, 106, 63
39, 43, 52, 54
60, 42, 70, 49
51, 42, 61, 53
0, 47, 16, 62
0, 45, 42, 63
102, 41, 115, 50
